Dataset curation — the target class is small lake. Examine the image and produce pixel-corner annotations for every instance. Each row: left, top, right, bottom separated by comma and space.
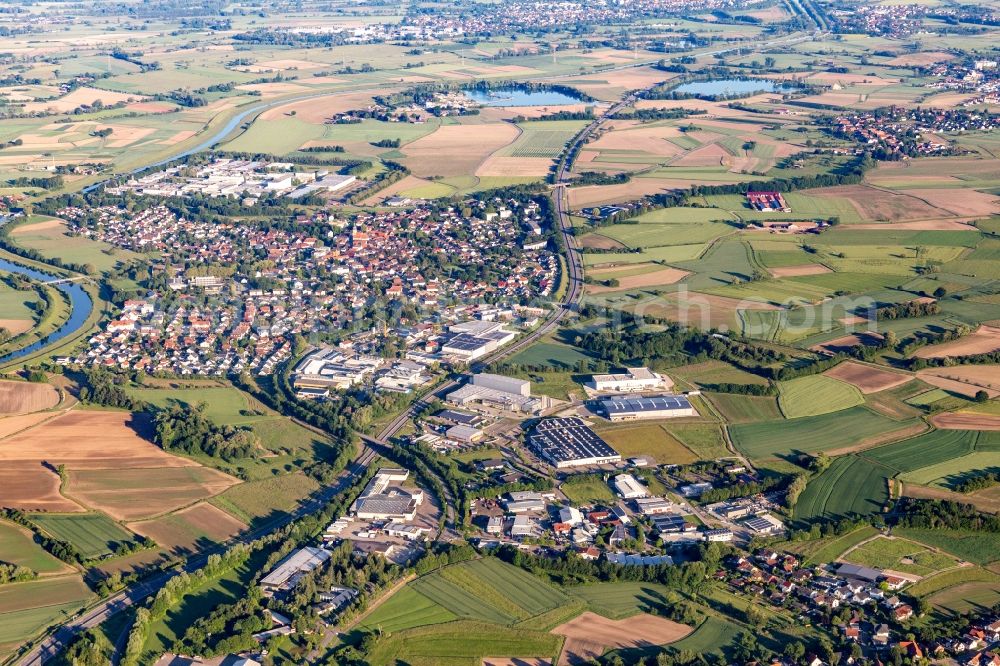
672, 78, 792, 98
0, 257, 93, 365
464, 87, 585, 107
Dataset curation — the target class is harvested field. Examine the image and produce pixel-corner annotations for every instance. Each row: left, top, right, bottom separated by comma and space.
66, 466, 239, 520
567, 179, 690, 208
905, 188, 1000, 218
916, 371, 1000, 399
913, 326, 1000, 359
0, 464, 82, 513
804, 72, 900, 85
0, 411, 197, 469
769, 264, 831, 278
586, 267, 690, 293
849, 220, 979, 230
0, 380, 59, 414
129, 502, 247, 554
886, 52, 954, 66
476, 155, 554, 177
0, 319, 33, 335
586, 125, 685, 157
931, 413, 1000, 431
259, 89, 382, 122
484, 659, 551, 666
671, 143, 728, 168
808, 185, 951, 222
402, 124, 518, 178
811, 331, 884, 355
917, 365, 1000, 393
552, 611, 691, 666
823, 361, 913, 394
22, 87, 141, 113
578, 233, 626, 250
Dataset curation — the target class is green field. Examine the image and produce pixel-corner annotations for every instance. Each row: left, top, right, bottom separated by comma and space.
894, 527, 1000, 566
595, 424, 698, 464
29, 513, 137, 560
410, 559, 570, 626
841, 536, 958, 576
10, 217, 139, 273
561, 475, 616, 505
565, 581, 676, 620
0, 576, 93, 645
0, 520, 69, 574
0, 281, 40, 323
794, 456, 890, 521
865, 429, 979, 472
124, 386, 271, 425
707, 393, 783, 423
730, 407, 916, 460
663, 424, 731, 460
778, 375, 864, 418
208, 473, 319, 525
783, 526, 881, 564
507, 341, 593, 369
360, 586, 458, 634
665, 616, 742, 655
506, 120, 586, 158
364, 620, 563, 666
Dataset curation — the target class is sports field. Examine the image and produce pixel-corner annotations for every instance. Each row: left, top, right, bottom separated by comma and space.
793, 455, 890, 521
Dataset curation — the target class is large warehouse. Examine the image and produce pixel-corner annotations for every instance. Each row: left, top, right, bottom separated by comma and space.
597, 394, 697, 421
588, 367, 669, 393
527, 417, 621, 468
446, 372, 543, 414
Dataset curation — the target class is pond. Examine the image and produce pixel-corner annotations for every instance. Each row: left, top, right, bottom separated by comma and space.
0, 257, 93, 365
464, 86, 585, 107
671, 78, 793, 98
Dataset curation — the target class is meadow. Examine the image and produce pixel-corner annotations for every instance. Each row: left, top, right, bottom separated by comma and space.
0, 576, 93, 646
561, 475, 616, 505
208, 472, 320, 526
0, 520, 70, 574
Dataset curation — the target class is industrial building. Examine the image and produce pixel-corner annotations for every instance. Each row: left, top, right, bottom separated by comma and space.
743, 513, 785, 535
446, 373, 544, 414
292, 347, 383, 391
440, 321, 517, 360
614, 474, 649, 499
598, 394, 697, 422
350, 468, 423, 521
261, 546, 332, 595
588, 367, 668, 393
445, 424, 485, 443
527, 417, 621, 468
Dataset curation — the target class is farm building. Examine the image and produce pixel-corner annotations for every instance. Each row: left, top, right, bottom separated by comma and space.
446, 372, 544, 414
261, 546, 332, 595
614, 473, 649, 499
597, 394, 697, 421
746, 190, 791, 212
527, 417, 622, 468
588, 367, 668, 392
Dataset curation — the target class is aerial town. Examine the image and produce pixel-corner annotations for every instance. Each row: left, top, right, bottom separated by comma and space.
2, 0, 1000, 664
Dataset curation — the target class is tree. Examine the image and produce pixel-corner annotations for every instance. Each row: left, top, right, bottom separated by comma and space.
976, 390, 990, 403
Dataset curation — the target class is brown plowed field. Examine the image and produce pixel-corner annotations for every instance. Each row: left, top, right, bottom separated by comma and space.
823, 361, 912, 394
0, 380, 59, 414
931, 412, 1000, 431
552, 612, 691, 666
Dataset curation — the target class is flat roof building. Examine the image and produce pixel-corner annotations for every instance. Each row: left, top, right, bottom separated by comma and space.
743, 513, 785, 535
446, 424, 484, 443
447, 373, 542, 414
351, 468, 423, 521
589, 367, 668, 393
261, 546, 331, 595
527, 418, 621, 468
598, 394, 696, 422
614, 474, 649, 499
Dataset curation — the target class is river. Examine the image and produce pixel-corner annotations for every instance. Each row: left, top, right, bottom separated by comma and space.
0, 257, 93, 365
